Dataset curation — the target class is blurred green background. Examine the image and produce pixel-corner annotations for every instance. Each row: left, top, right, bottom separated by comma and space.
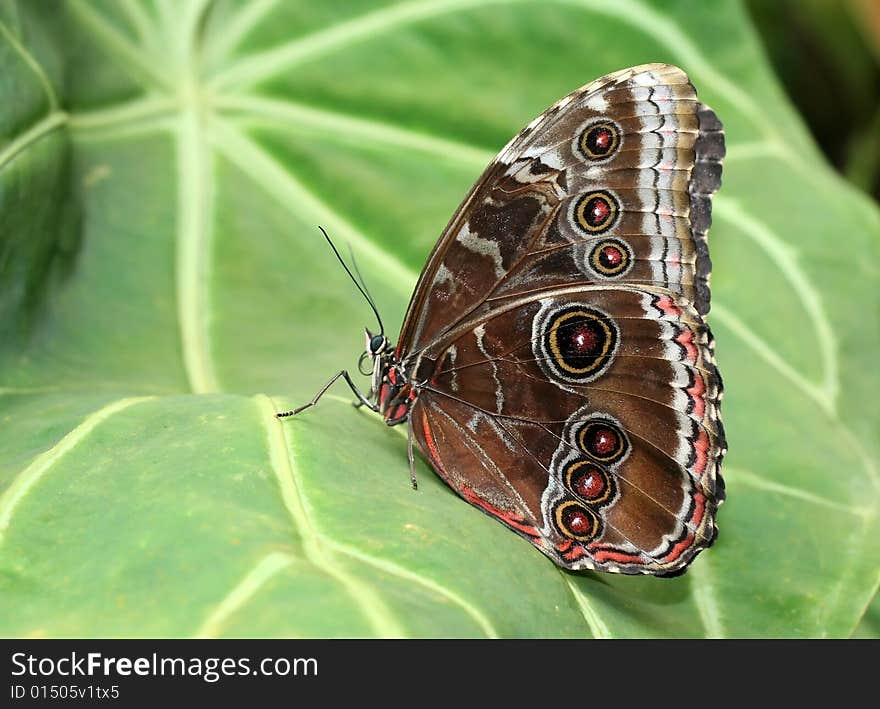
748, 0, 880, 201
0, 0, 878, 638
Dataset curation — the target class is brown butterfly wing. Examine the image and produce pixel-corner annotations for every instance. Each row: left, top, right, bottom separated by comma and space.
400, 64, 726, 575
411, 286, 723, 574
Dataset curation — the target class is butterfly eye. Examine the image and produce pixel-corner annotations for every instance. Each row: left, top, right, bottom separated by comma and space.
553, 500, 600, 541
572, 191, 619, 234
589, 239, 632, 277
578, 420, 629, 463
564, 460, 613, 505
370, 335, 386, 354
577, 120, 620, 160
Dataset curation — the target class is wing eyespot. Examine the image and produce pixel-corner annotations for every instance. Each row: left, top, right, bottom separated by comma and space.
572, 191, 620, 234
563, 459, 614, 505
587, 239, 632, 278
553, 500, 601, 541
576, 119, 621, 161
533, 304, 619, 384
577, 419, 629, 463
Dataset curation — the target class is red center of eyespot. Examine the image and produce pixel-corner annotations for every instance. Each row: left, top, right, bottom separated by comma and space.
570, 325, 598, 353
563, 507, 594, 536
600, 245, 623, 266
589, 198, 611, 225
593, 129, 612, 149
590, 426, 618, 456
572, 467, 607, 500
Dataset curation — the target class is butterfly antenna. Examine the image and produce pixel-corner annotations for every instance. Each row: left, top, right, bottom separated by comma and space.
318, 226, 385, 337
347, 242, 377, 309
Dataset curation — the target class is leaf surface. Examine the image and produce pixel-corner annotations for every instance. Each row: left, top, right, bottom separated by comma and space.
1, 0, 878, 637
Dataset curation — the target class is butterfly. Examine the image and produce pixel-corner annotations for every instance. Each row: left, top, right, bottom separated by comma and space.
279, 63, 726, 577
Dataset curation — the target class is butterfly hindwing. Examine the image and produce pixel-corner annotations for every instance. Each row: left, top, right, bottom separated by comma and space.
411, 285, 724, 575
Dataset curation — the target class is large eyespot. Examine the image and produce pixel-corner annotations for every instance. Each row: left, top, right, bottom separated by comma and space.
572, 191, 619, 235
577, 120, 621, 161
564, 460, 614, 505
553, 500, 600, 541
577, 419, 629, 463
588, 239, 632, 278
534, 305, 619, 384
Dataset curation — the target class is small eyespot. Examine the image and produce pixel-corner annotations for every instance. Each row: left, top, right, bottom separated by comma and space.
554, 500, 600, 541
573, 191, 619, 234
577, 121, 621, 161
578, 420, 628, 463
564, 460, 613, 505
589, 239, 632, 277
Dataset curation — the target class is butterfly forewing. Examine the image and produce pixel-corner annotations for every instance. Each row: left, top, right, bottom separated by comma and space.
398, 63, 723, 364
394, 63, 726, 575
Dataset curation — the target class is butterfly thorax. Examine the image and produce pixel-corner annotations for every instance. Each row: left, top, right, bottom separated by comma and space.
376, 359, 416, 426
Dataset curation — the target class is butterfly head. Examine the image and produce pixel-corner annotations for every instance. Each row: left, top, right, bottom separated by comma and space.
359, 327, 395, 393
365, 328, 389, 356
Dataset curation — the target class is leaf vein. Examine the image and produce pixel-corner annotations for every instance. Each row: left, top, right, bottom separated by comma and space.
324, 538, 499, 638
218, 96, 779, 175
210, 118, 417, 291
255, 394, 406, 637
711, 303, 831, 412
0, 397, 153, 545
726, 466, 873, 517
193, 550, 298, 638
67, 0, 170, 92
690, 558, 725, 638
117, 0, 155, 43
176, 108, 220, 393
204, 0, 281, 65
713, 197, 839, 408
216, 94, 492, 169
0, 111, 67, 170
0, 19, 59, 110
207, 0, 771, 145
820, 514, 879, 637
69, 96, 177, 135
561, 575, 612, 638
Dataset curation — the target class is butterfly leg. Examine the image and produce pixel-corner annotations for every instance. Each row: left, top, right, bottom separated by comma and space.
276, 370, 377, 418
407, 419, 419, 490
352, 387, 374, 410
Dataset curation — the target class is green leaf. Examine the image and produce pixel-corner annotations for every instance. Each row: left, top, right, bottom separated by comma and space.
1, 0, 878, 638
853, 592, 880, 638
